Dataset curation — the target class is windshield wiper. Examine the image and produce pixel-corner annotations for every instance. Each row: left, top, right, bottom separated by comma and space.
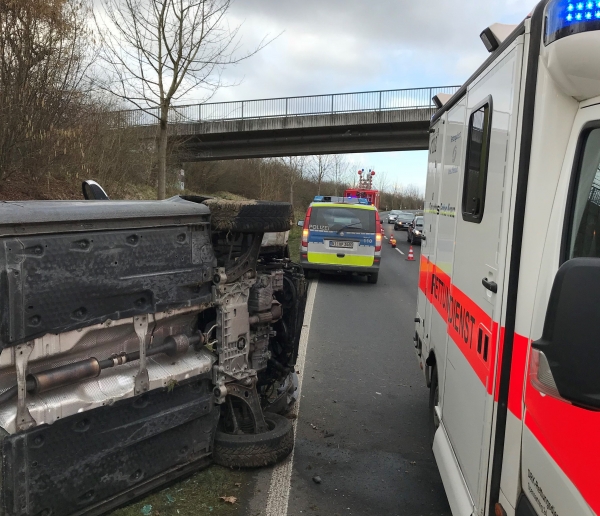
337, 222, 362, 234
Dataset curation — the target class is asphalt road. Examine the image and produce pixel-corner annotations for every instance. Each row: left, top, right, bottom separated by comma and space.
241, 219, 451, 516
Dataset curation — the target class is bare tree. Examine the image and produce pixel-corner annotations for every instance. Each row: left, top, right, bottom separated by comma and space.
330, 155, 350, 195
185, 160, 225, 193
94, 0, 269, 199
391, 181, 401, 209
309, 155, 333, 195
0, 0, 91, 181
258, 159, 281, 200
377, 171, 390, 195
278, 156, 306, 208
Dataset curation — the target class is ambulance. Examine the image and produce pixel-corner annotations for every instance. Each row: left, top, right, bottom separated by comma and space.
299, 196, 382, 283
414, 1, 600, 515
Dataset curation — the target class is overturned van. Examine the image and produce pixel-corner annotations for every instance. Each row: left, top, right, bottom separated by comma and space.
0, 188, 306, 515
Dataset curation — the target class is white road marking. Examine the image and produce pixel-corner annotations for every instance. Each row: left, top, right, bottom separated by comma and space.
384, 236, 388, 240
265, 278, 318, 516
396, 248, 405, 255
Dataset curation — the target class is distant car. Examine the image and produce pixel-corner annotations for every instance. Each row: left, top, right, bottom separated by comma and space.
407, 216, 424, 245
394, 212, 415, 230
387, 210, 402, 224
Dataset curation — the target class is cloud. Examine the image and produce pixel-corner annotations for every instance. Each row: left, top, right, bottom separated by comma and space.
196, 0, 539, 104
165, 0, 540, 187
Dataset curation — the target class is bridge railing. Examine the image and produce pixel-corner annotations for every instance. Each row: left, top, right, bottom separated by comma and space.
116, 86, 460, 127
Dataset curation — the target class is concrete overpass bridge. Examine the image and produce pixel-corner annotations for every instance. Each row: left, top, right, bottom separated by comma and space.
119, 86, 459, 161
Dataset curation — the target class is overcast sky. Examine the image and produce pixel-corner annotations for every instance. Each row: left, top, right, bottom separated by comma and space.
195, 0, 540, 190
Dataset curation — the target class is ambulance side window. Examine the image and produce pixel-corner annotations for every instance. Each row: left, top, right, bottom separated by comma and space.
462, 101, 492, 223
566, 127, 600, 259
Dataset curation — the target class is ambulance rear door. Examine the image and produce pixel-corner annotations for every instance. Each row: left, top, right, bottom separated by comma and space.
418, 118, 445, 360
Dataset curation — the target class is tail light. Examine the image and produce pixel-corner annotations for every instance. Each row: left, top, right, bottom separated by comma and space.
301, 207, 312, 248
375, 212, 382, 252
529, 348, 568, 403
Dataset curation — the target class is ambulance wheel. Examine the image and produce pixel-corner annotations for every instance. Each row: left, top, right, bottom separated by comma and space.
368, 273, 379, 284
429, 366, 440, 446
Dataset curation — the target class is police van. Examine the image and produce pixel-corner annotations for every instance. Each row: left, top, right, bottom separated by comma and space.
299, 196, 382, 283
415, 2, 600, 515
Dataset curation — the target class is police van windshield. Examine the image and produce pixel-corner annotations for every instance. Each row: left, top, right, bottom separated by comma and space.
569, 128, 600, 259
309, 207, 376, 233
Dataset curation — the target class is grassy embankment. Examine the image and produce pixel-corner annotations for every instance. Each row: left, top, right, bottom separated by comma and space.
288, 224, 302, 263
111, 466, 245, 516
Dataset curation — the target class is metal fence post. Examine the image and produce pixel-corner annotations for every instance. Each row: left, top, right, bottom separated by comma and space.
331, 95, 334, 114
241, 101, 244, 119
379, 91, 382, 111
285, 98, 288, 116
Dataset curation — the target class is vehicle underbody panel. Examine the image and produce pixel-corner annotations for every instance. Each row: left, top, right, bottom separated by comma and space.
0, 195, 306, 515
2, 373, 218, 516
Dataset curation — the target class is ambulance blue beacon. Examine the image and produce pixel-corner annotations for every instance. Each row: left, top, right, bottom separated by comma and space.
298, 196, 382, 284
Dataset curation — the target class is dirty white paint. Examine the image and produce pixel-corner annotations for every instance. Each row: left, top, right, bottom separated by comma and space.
396, 248, 405, 255
264, 278, 318, 516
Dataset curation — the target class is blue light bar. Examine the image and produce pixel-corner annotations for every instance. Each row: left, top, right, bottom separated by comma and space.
312, 195, 372, 206
546, 0, 600, 45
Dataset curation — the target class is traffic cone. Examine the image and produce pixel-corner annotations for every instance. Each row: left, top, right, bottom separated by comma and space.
390, 234, 396, 248
406, 246, 415, 261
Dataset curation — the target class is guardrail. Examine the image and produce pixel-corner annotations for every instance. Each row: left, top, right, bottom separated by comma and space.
115, 86, 461, 127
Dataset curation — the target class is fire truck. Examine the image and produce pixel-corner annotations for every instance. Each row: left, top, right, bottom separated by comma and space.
344, 169, 380, 209
415, 2, 600, 515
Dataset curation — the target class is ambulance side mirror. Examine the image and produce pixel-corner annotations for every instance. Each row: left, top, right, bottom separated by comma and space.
532, 258, 600, 409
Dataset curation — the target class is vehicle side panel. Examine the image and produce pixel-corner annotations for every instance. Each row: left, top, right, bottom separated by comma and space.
442, 48, 520, 505
518, 95, 597, 514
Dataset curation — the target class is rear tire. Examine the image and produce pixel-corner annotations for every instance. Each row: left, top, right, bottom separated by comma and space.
368, 273, 379, 284
429, 366, 440, 447
203, 199, 293, 233
213, 413, 294, 468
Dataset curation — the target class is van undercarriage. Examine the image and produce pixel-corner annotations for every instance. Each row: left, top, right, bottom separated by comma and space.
0, 194, 306, 515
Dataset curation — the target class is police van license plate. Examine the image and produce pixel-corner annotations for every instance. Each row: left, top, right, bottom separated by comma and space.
329, 241, 353, 249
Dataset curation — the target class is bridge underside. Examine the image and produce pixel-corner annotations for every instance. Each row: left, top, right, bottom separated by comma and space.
134, 108, 434, 161
173, 120, 430, 161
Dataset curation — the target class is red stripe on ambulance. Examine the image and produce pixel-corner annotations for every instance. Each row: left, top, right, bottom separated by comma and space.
419, 256, 497, 395
525, 378, 600, 513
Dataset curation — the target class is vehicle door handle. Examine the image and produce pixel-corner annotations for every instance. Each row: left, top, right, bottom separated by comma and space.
482, 278, 497, 293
